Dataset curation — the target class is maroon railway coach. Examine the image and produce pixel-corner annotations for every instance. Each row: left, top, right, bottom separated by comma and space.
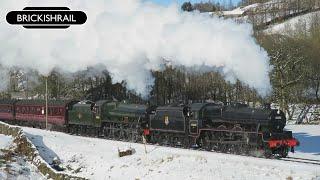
0, 99, 17, 121
14, 99, 77, 130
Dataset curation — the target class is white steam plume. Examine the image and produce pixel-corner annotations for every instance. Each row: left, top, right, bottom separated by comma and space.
0, 0, 271, 96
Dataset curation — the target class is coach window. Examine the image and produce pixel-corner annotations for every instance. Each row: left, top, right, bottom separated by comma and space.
36, 107, 41, 115
48, 108, 52, 116
55, 108, 58, 115
52, 108, 55, 115
53, 108, 58, 116
56, 108, 60, 115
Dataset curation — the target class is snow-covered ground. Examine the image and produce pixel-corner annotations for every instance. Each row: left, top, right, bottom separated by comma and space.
286, 125, 320, 161
0, 134, 45, 180
222, 3, 259, 16
0, 134, 12, 150
22, 126, 320, 180
264, 10, 320, 34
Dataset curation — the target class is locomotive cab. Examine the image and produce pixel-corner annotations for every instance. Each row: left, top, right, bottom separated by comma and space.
149, 105, 189, 133
189, 103, 223, 135
68, 100, 102, 128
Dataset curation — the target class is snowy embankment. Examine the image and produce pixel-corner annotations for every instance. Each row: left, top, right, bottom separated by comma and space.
0, 134, 45, 180
264, 10, 320, 34
22, 126, 320, 180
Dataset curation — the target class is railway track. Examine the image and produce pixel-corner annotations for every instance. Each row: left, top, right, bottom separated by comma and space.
280, 157, 320, 166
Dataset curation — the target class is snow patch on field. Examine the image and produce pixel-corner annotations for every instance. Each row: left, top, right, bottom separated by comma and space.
0, 134, 12, 150
22, 126, 320, 180
0, 134, 45, 180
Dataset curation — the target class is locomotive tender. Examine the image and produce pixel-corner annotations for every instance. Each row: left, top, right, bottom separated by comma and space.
0, 98, 299, 158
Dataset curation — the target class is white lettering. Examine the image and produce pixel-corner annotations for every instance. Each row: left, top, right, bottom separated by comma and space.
71, 15, 76, 22
45, 14, 50, 22
38, 14, 43, 22
31, 14, 37, 22
22, 14, 28, 22
62, 14, 69, 22
17, 14, 22, 22
51, 14, 57, 22
57, 14, 62, 22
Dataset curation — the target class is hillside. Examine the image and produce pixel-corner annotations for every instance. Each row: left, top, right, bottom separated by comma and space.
220, 0, 320, 31
264, 10, 320, 34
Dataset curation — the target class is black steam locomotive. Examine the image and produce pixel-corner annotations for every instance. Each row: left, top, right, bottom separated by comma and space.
0, 99, 299, 158
147, 102, 298, 157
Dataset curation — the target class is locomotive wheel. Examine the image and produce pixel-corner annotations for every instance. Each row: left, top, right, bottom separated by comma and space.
158, 134, 165, 146
182, 137, 190, 149
279, 147, 288, 158
118, 125, 125, 140
151, 132, 160, 144
238, 144, 247, 155
103, 124, 111, 138
126, 124, 135, 142
69, 125, 75, 134
126, 130, 133, 142
172, 136, 183, 147
219, 144, 227, 153
159, 134, 169, 146
121, 129, 129, 141
131, 130, 139, 142
109, 123, 116, 139
113, 128, 121, 140
202, 133, 212, 151
264, 149, 273, 158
